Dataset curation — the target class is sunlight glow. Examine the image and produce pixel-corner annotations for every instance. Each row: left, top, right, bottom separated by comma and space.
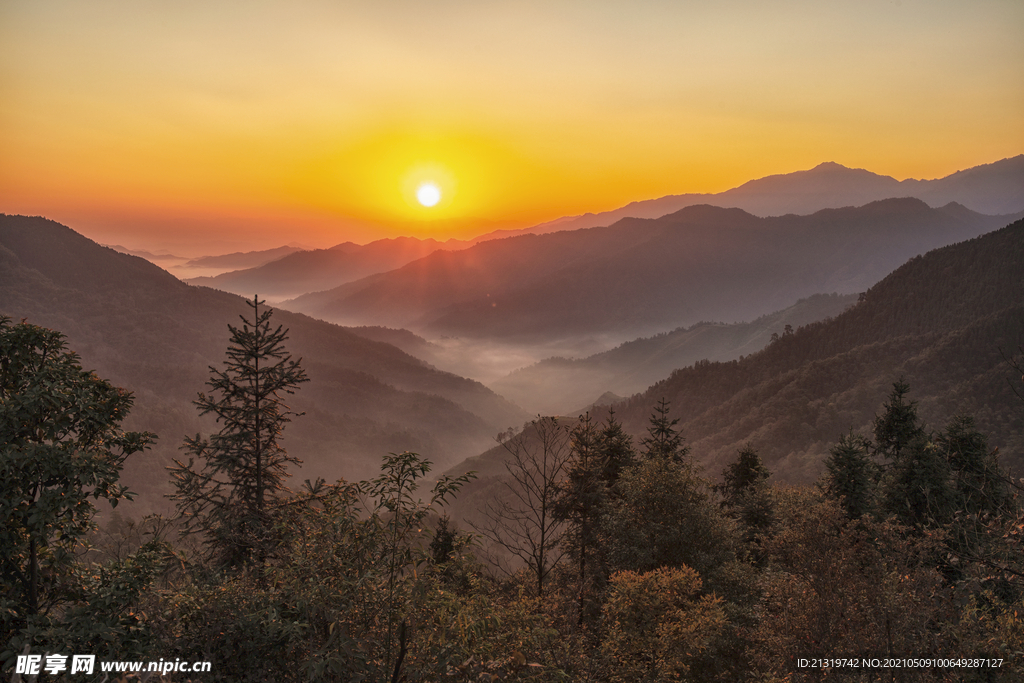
417, 183, 441, 207
2, 1, 1020, 248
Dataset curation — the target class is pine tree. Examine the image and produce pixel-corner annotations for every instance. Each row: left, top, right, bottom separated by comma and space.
170, 296, 309, 568
936, 415, 1014, 563
940, 415, 1011, 515
822, 431, 877, 520
721, 445, 770, 499
872, 381, 953, 530
873, 378, 924, 462
640, 398, 689, 464
719, 445, 773, 547
597, 409, 637, 491
553, 413, 608, 624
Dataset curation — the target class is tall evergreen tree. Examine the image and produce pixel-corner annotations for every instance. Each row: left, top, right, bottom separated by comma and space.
936, 415, 1015, 565
718, 445, 773, 548
822, 431, 877, 520
872, 381, 953, 530
597, 409, 637, 492
170, 297, 309, 568
640, 398, 689, 464
604, 443, 738, 593
553, 413, 609, 624
872, 378, 924, 462
940, 415, 1012, 516
720, 445, 770, 500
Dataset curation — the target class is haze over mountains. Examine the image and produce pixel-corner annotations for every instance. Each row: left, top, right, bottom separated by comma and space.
0, 215, 527, 510
284, 199, 1018, 343
503, 155, 1024, 237
149, 156, 1023, 311
106, 243, 308, 281
491, 293, 859, 415
446, 218, 1024, 491
187, 236, 474, 301
3, 156, 1022, 517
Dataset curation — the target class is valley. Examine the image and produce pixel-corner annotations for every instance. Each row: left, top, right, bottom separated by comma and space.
3, 156, 1023, 516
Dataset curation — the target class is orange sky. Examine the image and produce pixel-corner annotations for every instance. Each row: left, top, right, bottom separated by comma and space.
1, 1, 1022, 254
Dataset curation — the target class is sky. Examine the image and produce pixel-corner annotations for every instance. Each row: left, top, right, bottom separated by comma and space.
1, 0, 1022, 254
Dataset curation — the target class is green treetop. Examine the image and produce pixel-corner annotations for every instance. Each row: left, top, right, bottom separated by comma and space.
0, 317, 153, 626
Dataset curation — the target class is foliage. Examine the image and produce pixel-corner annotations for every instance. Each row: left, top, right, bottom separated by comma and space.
821, 430, 877, 520
940, 415, 1014, 518
719, 445, 773, 541
873, 378, 925, 462
6, 303, 1024, 682
0, 316, 154, 661
720, 445, 770, 499
551, 413, 611, 626
365, 450, 476, 674
3, 540, 167, 670
157, 451, 479, 681
640, 398, 690, 464
749, 489, 949, 681
58, 541, 167, 657
597, 410, 638, 488
601, 566, 726, 683
473, 416, 571, 597
603, 453, 739, 595
169, 296, 309, 569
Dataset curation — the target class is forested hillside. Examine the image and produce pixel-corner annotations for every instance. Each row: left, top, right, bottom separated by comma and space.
607, 218, 1024, 481
491, 293, 857, 415
8, 310, 1021, 680
0, 215, 526, 509
4, 215, 1023, 682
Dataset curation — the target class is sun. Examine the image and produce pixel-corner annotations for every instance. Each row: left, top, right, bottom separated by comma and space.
400, 162, 457, 216
416, 183, 441, 207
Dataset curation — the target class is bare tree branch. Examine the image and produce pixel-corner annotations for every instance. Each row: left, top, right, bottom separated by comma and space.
472, 417, 571, 596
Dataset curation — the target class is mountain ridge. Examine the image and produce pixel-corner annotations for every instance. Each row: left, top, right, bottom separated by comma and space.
161, 157, 1023, 307
475, 155, 1024, 241
284, 198, 1020, 342
443, 217, 1024, 487
0, 214, 528, 510
186, 235, 476, 300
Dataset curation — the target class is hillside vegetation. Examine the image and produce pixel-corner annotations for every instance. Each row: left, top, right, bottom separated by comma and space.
609, 218, 1024, 481
0, 215, 526, 509
491, 293, 857, 415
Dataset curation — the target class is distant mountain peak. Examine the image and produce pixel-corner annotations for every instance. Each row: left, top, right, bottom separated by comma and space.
810, 161, 848, 170
468, 155, 1022, 243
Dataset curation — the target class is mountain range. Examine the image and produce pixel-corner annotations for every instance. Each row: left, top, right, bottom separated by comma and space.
158, 157, 1023, 310
490, 293, 858, 415
0, 215, 527, 511
614, 217, 1024, 482
499, 155, 1024, 237
183, 245, 308, 270
284, 199, 1019, 341
4, 156, 1023, 514
186, 236, 473, 300
444, 217, 1024, 493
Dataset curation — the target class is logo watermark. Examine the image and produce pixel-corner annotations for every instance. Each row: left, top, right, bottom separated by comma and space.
14, 654, 212, 677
